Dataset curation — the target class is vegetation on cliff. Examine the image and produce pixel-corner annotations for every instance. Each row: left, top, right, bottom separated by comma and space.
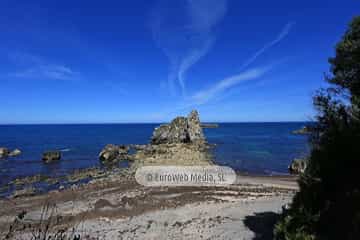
274, 16, 360, 240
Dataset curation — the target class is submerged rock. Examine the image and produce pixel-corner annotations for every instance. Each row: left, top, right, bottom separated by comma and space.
289, 158, 307, 174
292, 126, 311, 135
9, 148, 21, 157
0, 147, 9, 158
99, 144, 130, 164
151, 110, 205, 145
42, 151, 61, 163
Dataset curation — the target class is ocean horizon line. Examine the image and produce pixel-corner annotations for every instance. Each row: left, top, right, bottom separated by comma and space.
0, 121, 314, 126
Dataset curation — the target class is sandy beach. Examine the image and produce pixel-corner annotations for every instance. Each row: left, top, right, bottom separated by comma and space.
0, 111, 301, 239
0, 171, 297, 240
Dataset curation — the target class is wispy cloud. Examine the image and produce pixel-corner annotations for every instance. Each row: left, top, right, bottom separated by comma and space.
11, 64, 77, 81
7, 52, 78, 81
239, 22, 295, 71
151, 20, 295, 120
177, 37, 214, 96
189, 65, 272, 105
185, 22, 294, 105
150, 0, 227, 96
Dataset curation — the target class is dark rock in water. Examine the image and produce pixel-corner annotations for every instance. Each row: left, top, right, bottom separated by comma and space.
151, 110, 205, 145
0, 147, 10, 158
99, 145, 118, 162
0, 148, 22, 158
9, 148, 21, 157
42, 151, 61, 163
99, 144, 130, 163
292, 126, 311, 135
289, 158, 307, 174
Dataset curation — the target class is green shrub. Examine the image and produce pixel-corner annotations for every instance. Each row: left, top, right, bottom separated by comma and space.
274, 16, 360, 240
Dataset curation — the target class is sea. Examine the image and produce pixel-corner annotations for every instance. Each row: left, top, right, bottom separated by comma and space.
0, 122, 310, 188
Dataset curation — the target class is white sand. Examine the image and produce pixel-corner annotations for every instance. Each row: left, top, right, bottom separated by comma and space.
74, 195, 291, 240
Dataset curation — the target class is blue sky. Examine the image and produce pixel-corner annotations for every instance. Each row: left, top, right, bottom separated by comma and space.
0, 0, 359, 124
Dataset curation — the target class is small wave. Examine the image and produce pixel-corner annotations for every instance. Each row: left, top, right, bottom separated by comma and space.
264, 169, 289, 176
59, 148, 71, 152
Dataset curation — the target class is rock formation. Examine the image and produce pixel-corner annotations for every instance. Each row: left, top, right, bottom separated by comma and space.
131, 142, 212, 167
134, 110, 211, 166
9, 149, 21, 157
0, 148, 22, 158
99, 110, 212, 166
289, 158, 307, 174
42, 151, 61, 163
187, 110, 205, 142
99, 144, 130, 164
0, 148, 9, 158
11, 186, 36, 198
292, 126, 311, 135
151, 110, 205, 145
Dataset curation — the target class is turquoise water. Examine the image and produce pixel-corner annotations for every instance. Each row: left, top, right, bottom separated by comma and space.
204, 123, 310, 174
0, 123, 310, 186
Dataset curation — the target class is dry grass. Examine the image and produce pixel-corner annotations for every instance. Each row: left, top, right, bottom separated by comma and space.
1, 203, 82, 240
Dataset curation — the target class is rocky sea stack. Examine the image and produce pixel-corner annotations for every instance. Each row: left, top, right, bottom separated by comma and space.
99, 110, 212, 167
151, 110, 205, 145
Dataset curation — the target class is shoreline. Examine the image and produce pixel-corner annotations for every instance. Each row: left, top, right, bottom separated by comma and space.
0, 121, 309, 190
0, 163, 298, 199
0, 112, 301, 239
0, 171, 297, 239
